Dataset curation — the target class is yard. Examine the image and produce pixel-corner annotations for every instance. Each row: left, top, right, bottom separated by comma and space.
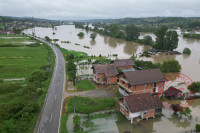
76, 79, 96, 91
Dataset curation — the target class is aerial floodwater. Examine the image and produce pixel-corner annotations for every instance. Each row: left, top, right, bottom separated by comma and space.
24, 25, 200, 82
24, 25, 200, 133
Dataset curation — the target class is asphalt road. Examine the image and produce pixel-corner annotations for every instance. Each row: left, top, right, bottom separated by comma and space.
29, 35, 65, 133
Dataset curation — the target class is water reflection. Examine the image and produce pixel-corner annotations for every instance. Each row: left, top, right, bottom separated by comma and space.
90, 40, 96, 46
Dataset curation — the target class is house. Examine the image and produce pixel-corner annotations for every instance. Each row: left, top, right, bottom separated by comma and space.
163, 87, 184, 98
118, 69, 165, 96
119, 93, 163, 123
92, 64, 119, 84
111, 59, 134, 70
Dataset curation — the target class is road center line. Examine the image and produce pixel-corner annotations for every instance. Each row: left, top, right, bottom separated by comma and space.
50, 113, 53, 123
55, 95, 57, 100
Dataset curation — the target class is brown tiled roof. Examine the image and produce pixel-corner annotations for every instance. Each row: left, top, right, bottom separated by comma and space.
94, 64, 119, 77
124, 93, 163, 113
123, 69, 165, 86
112, 59, 134, 67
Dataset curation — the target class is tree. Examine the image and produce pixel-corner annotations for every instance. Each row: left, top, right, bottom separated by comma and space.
125, 24, 140, 41
154, 26, 168, 49
165, 30, 179, 51
154, 26, 179, 51
188, 81, 200, 93
45, 36, 51, 41
85, 24, 89, 31
183, 48, 191, 54
77, 32, 85, 37
196, 124, 200, 132
90, 33, 97, 40
13, 28, 22, 34
142, 35, 153, 45
160, 60, 181, 73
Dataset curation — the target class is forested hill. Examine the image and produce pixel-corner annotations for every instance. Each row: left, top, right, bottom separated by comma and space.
85, 17, 200, 29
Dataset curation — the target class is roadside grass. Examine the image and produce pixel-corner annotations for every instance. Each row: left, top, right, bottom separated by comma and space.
76, 79, 96, 91
0, 35, 55, 133
0, 34, 27, 37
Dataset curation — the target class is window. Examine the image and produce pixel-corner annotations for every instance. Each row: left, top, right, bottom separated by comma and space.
145, 84, 148, 87
103, 78, 106, 81
144, 111, 147, 115
97, 78, 100, 81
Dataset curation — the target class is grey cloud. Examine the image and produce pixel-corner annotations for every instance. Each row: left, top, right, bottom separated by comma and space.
0, 0, 200, 20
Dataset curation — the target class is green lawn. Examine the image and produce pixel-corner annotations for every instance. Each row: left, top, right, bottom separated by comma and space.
0, 34, 27, 37
67, 97, 116, 114
76, 80, 96, 91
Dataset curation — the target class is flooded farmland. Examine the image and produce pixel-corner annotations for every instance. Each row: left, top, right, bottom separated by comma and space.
24, 25, 200, 133
24, 25, 200, 81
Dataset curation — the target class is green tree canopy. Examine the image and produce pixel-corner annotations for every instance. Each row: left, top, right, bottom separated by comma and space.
183, 48, 191, 54
154, 26, 179, 51
77, 32, 85, 37
90, 33, 97, 40
125, 24, 140, 41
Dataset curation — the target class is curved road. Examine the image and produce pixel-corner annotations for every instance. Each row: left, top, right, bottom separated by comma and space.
30, 35, 65, 133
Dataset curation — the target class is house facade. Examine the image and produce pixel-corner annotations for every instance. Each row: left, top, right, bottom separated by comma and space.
92, 64, 119, 84
118, 69, 165, 96
119, 93, 163, 123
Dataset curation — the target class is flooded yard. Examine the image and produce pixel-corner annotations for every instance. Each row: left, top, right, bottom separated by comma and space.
66, 99, 200, 133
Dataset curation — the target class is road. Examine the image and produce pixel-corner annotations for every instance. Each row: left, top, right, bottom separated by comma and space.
29, 35, 65, 133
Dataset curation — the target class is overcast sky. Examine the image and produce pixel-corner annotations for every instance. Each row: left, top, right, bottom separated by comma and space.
0, 0, 200, 20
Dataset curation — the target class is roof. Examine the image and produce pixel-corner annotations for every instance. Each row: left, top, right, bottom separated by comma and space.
123, 69, 165, 86
112, 59, 134, 67
124, 93, 163, 113
93, 64, 118, 77
163, 87, 183, 97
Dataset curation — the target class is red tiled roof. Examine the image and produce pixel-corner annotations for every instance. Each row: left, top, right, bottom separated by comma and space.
124, 93, 163, 113
112, 59, 134, 67
94, 64, 119, 77
123, 69, 165, 86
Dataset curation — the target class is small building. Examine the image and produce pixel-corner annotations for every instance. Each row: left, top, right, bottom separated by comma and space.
118, 69, 165, 96
119, 93, 163, 123
92, 64, 119, 84
163, 87, 184, 98
111, 59, 134, 70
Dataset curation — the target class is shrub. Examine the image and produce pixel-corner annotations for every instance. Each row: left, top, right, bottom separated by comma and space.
77, 32, 85, 37
160, 60, 181, 73
196, 124, 200, 132
188, 81, 200, 93
73, 115, 81, 128
28, 70, 49, 83
183, 47, 191, 54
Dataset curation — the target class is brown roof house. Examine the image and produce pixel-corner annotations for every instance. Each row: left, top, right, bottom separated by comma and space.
118, 69, 165, 96
119, 93, 163, 123
111, 59, 135, 72
92, 64, 119, 84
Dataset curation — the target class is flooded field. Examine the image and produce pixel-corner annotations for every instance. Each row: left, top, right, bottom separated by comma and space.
24, 25, 200, 81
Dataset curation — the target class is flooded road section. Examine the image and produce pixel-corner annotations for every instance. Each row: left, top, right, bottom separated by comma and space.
24, 25, 200, 81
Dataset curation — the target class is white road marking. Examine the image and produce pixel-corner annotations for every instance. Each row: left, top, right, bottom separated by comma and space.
55, 95, 57, 100
50, 113, 53, 123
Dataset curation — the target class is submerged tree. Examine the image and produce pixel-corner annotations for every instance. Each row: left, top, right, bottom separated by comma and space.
154, 26, 179, 51
125, 24, 140, 41
90, 33, 97, 40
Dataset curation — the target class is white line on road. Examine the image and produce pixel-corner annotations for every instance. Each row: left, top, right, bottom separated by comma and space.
50, 113, 53, 123
58, 81, 59, 85
55, 95, 57, 100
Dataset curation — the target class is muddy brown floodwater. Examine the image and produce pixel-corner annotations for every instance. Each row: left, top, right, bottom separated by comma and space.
24, 25, 200, 81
